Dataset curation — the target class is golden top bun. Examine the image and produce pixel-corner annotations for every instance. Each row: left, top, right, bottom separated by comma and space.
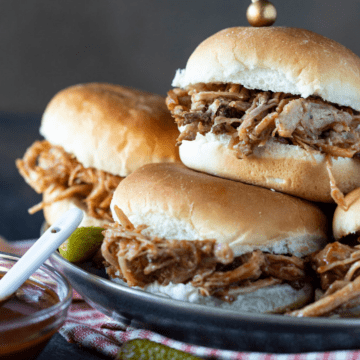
111, 163, 328, 257
172, 27, 360, 110
40, 83, 180, 177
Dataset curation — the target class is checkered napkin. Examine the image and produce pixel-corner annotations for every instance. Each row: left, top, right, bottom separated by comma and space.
59, 292, 360, 360
3, 238, 360, 360
61, 293, 239, 359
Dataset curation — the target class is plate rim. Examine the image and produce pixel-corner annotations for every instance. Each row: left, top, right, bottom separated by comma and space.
50, 251, 360, 331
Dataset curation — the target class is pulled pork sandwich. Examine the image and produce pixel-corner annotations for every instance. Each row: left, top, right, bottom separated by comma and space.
291, 188, 360, 317
166, 27, 360, 207
16, 83, 180, 227
101, 162, 328, 313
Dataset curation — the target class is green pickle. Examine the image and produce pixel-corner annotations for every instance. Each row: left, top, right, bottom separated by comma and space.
59, 226, 105, 262
117, 339, 202, 360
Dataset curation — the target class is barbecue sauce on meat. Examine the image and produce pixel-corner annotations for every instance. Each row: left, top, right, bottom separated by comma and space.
167, 83, 360, 159
102, 223, 308, 302
311, 241, 360, 291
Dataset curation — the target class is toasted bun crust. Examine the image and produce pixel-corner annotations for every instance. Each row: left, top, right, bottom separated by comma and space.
179, 133, 360, 203
111, 163, 327, 257
110, 277, 313, 314
40, 83, 180, 177
43, 187, 111, 228
172, 27, 360, 110
333, 187, 360, 240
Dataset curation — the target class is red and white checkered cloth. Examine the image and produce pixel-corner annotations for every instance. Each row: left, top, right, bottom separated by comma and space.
3, 238, 360, 360
60, 294, 360, 360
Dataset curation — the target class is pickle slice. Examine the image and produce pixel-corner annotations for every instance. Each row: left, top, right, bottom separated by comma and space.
117, 339, 202, 360
59, 227, 104, 263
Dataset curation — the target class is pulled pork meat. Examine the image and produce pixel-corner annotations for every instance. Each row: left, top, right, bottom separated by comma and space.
167, 83, 360, 208
290, 241, 360, 317
16, 140, 122, 220
101, 207, 307, 302
166, 83, 360, 159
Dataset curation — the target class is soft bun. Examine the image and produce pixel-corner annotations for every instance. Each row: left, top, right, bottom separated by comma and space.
110, 277, 313, 314
40, 83, 180, 177
173, 27, 360, 110
111, 163, 328, 257
333, 187, 360, 240
42, 187, 110, 228
179, 133, 360, 203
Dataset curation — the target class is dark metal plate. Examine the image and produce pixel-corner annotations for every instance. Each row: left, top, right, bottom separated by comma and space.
50, 252, 360, 353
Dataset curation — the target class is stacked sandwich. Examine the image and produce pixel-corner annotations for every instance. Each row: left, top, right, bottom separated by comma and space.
100, 27, 360, 315
18, 27, 360, 316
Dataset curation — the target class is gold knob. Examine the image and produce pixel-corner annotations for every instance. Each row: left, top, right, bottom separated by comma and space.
247, 0, 277, 27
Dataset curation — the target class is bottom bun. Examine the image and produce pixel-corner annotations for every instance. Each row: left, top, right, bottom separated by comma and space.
179, 132, 360, 203
109, 275, 313, 314
43, 187, 111, 228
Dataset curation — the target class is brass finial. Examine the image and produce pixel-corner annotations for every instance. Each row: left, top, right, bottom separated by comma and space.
247, 0, 277, 27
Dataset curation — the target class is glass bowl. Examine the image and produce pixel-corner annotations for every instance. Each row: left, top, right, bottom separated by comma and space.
0, 252, 72, 359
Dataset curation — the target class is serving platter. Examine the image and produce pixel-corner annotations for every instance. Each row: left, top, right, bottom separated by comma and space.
50, 251, 360, 353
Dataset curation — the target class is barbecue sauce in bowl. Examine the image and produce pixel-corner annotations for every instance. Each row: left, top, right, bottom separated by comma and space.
0, 272, 62, 360
0, 274, 59, 321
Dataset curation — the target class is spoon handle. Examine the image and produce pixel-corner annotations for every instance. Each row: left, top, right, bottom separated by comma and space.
0, 208, 83, 300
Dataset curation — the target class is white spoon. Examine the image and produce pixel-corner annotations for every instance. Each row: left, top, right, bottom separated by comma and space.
0, 207, 83, 303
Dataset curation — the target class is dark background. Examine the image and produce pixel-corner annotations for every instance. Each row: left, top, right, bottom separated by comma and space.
1, 0, 359, 240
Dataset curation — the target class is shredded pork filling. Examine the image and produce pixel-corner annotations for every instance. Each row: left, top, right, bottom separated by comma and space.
16, 140, 122, 220
166, 83, 360, 208
290, 241, 360, 317
101, 207, 307, 302
166, 83, 360, 158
